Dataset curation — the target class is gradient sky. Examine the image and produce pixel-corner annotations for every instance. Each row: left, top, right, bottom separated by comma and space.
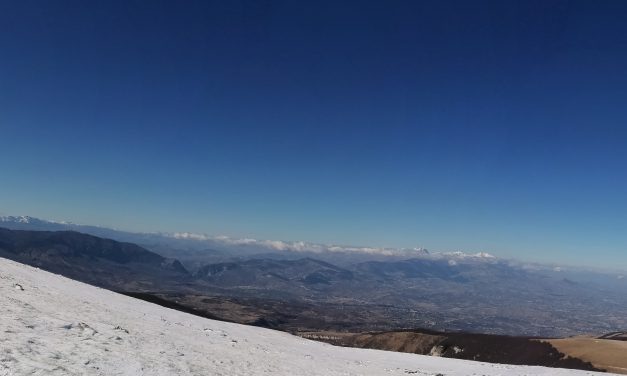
1, 1, 627, 268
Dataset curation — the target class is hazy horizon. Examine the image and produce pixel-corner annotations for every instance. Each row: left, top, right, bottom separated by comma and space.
3, 212, 627, 273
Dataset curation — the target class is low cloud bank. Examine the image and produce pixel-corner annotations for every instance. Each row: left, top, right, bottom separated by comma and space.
170, 232, 496, 259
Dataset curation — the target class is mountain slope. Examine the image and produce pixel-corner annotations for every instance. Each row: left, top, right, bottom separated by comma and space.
195, 258, 354, 297
0, 257, 614, 376
0, 228, 188, 289
302, 329, 601, 371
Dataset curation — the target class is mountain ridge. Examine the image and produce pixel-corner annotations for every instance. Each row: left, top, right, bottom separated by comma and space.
0, 227, 189, 289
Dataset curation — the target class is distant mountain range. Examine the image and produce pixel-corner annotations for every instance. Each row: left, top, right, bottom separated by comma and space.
0, 215, 486, 267
2, 215, 627, 338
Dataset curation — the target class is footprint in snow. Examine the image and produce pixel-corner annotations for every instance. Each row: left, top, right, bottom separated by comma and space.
62, 322, 98, 336
114, 325, 129, 334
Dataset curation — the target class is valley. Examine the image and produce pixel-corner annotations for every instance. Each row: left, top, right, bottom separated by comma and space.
2, 220, 627, 373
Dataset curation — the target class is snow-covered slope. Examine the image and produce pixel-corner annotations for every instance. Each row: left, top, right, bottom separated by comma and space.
0, 257, 611, 376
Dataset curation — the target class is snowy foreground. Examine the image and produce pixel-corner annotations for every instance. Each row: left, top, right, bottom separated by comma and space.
0, 258, 613, 376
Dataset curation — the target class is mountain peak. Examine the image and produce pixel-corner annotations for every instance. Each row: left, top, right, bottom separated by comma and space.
0, 215, 51, 225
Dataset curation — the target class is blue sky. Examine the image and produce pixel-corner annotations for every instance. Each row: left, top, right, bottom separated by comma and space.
1, 1, 627, 267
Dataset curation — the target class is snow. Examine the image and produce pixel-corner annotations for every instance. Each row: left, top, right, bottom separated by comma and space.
0, 257, 614, 376
0, 216, 35, 224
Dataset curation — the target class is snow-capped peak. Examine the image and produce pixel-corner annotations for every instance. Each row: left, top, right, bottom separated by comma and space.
0, 215, 37, 224
0, 215, 74, 226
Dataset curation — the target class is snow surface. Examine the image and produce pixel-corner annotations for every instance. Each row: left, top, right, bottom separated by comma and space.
0, 258, 613, 376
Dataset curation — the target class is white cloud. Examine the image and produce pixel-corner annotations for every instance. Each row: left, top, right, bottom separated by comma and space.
172, 232, 212, 241
443, 251, 496, 259
2, 215, 499, 260
166, 232, 437, 256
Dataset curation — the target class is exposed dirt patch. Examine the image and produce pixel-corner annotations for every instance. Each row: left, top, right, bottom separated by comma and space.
547, 337, 627, 374
300, 329, 602, 372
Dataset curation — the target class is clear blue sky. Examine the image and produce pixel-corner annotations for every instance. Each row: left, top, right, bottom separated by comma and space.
1, 1, 627, 267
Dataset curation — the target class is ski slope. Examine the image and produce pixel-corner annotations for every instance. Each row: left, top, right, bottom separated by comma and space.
0, 257, 612, 376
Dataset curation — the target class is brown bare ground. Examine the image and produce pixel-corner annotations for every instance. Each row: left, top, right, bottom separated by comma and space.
546, 337, 627, 374
300, 330, 601, 372
345, 331, 445, 354
297, 330, 444, 353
